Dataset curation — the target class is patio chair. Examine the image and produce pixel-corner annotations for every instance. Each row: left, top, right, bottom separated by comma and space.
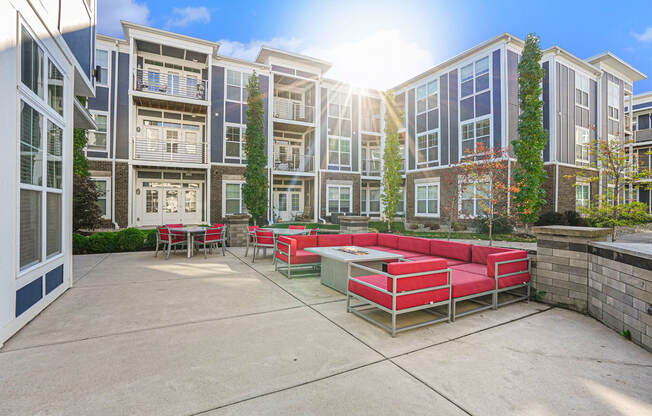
245, 225, 260, 257
194, 225, 227, 258
288, 225, 306, 230
155, 225, 187, 260
252, 229, 275, 263
309, 228, 319, 236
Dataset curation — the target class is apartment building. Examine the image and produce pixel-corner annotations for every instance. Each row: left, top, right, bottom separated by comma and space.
0, 0, 97, 346
629, 91, 652, 213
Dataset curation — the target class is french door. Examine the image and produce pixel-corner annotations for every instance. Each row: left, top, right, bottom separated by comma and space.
140, 183, 202, 225
274, 190, 302, 221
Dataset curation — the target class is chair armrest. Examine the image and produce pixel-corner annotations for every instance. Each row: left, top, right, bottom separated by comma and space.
349, 262, 451, 296
488, 251, 530, 278
276, 237, 295, 256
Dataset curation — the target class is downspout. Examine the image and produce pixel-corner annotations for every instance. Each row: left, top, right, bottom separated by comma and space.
111, 40, 119, 229
318, 171, 326, 224
554, 163, 559, 212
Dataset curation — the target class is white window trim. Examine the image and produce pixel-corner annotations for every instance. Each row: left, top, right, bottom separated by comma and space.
416, 129, 440, 167
458, 177, 491, 219
360, 186, 381, 214
460, 116, 492, 159
87, 110, 109, 152
576, 182, 590, 210
326, 184, 353, 215
416, 78, 439, 116
608, 80, 620, 122
224, 123, 246, 162
414, 182, 440, 218
95, 48, 110, 87
327, 89, 352, 139
575, 72, 590, 110
91, 177, 111, 218
575, 126, 590, 165
222, 180, 245, 216
458, 54, 492, 160
327, 136, 352, 168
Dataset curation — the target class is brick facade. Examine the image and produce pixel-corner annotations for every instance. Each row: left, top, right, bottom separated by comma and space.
210, 165, 247, 223
319, 171, 361, 218
114, 162, 129, 228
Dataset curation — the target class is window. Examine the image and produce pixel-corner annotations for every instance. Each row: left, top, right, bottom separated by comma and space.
20, 102, 43, 186
21, 27, 44, 98
417, 79, 438, 114
460, 181, 490, 218
88, 112, 108, 150
291, 193, 300, 211
575, 73, 590, 108
328, 91, 352, 137
46, 193, 61, 258
608, 82, 619, 121
328, 137, 351, 167
225, 125, 246, 159
361, 187, 380, 214
146, 189, 159, 213
461, 56, 489, 98
226, 70, 249, 102
575, 126, 590, 165
417, 131, 439, 165
398, 187, 405, 214
92, 178, 110, 217
576, 183, 590, 210
95, 49, 109, 86
415, 183, 440, 216
47, 121, 63, 188
20, 190, 42, 269
327, 185, 351, 214
224, 182, 245, 215
47, 60, 64, 116
461, 118, 490, 156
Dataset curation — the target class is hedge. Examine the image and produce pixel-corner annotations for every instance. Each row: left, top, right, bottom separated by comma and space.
74, 228, 158, 254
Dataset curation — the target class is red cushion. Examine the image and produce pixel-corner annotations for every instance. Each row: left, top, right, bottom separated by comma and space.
293, 235, 318, 250
487, 251, 529, 278
275, 249, 321, 264
498, 272, 530, 289
277, 236, 296, 256
352, 233, 378, 246
377, 233, 399, 249
371, 248, 420, 258
166, 223, 183, 228
398, 236, 431, 255
471, 245, 512, 265
318, 234, 353, 247
440, 258, 468, 267
213, 223, 225, 227
387, 259, 449, 292
451, 270, 495, 298
451, 263, 487, 276
288, 225, 306, 230
430, 240, 472, 262
348, 274, 449, 310
255, 230, 274, 245
407, 255, 444, 263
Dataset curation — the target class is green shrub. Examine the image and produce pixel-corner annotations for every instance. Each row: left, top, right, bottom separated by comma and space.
73, 228, 160, 254
144, 229, 158, 249
583, 201, 652, 228
472, 216, 513, 234
73, 233, 89, 254
535, 211, 566, 226
369, 221, 405, 233
563, 210, 586, 227
116, 228, 145, 252
87, 232, 118, 253
452, 222, 467, 231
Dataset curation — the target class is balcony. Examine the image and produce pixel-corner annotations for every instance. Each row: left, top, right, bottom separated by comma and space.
362, 159, 381, 176
132, 137, 207, 164
273, 153, 314, 172
134, 69, 207, 101
273, 98, 314, 123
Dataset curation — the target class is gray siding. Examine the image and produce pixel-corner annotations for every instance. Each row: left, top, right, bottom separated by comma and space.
115, 52, 130, 159
109, 51, 116, 158
63, 25, 93, 79
320, 87, 328, 169
259, 74, 269, 156
492, 49, 501, 149
543, 61, 550, 161
448, 69, 458, 164
407, 88, 416, 170
440, 73, 449, 166
507, 50, 520, 151
88, 87, 109, 111
352, 94, 359, 171
210, 65, 225, 163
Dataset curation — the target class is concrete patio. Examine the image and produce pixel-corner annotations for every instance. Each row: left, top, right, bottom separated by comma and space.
0, 248, 650, 415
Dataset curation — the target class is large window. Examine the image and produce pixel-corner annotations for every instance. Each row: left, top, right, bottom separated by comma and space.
576, 183, 590, 210
417, 131, 439, 165
47, 121, 63, 189
225, 125, 246, 160
575, 73, 589, 109
327, 185, 351, 214
415, 183, 440, 216
20, 102, 43, 186
575, 126, 590, 165
92, 178, 110, 217
95, 49, 109, 86
417, 79, 438, 115
226, 70, 249, 103
21, 27, 44, 98
328, 137, 351, 168
460, 56, 491, 157
608, 81, 619, 121
328, 91, 352, 137
88, 112, 108, 151
48, 60, 64, 116
460, 181, 490, 218
461, 118, 490, 156
223, 181, 245, 215
361, 187, 380, 214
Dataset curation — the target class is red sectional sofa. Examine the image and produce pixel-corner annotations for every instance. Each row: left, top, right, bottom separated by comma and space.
275, 233, 530, 335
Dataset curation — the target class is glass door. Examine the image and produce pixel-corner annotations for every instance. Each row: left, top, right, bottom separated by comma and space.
162, 188, 181, 224
167, 72, 180, 96
142, 188, 161, 225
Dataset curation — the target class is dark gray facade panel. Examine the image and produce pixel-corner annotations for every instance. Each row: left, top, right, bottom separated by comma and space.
449, 69, 458, 163
110, 51, 116, 158
507, 51, 520, 151
590, 80, 598, 164
320, 87, 328, 169
543, 61, 550, 161
225, 101, 241, 124
115, 52, 130, 159
440, 73, 449, 166
352, 94, 359, 171
87, 151, 108, 158
88, 86, 109, 111
211, 65, 225, 163
63, 26, 93, 78
601, 75, 608, 145
568, 67, 575, 163
492, 49, 501, 149
407, 88, 416, 170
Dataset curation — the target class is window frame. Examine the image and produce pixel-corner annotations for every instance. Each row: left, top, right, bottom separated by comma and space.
460, 116, 492, 158
91, 177, 111, 218
575, 126, 590, 166
458, 54, 492, 159
416, 129, 440, 167
328, 136, 352, 169
416, 79, 439, 116
326, 184, 352, 215
95, 48, 110, 87
458, 178, 491, 219
576, 182, 590, 210
575, 72, 590, 110
222, 180, 246, 216
414, 182, 440, 217
87, 110, 109, 152
608, 81, 620, 122
360, 186, 381, 215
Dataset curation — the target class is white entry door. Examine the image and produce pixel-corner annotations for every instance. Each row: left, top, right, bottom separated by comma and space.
139, 183, 202, 226
274, 190, 302, 221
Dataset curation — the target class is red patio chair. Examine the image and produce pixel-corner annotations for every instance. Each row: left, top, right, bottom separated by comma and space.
194, 225, 227, 258
252, 229, 275, 263
288, 225, 306, 230
309, 228, 319, 236
155, 225, 187, 260
245, 225, 260, 257
166, 223, 183, 228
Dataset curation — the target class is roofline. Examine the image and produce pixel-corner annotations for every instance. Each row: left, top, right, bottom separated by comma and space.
96, 33, 128, 45
120, 21, 220, 53
585, 52, 647, 81
213, 54, 269, 70
543, 46, 603, 77
391, 33, 525, 91
633, 91, 652, 101
255, 46, 332, 71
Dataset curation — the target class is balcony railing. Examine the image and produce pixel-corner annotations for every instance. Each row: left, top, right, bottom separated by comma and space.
134, 69, 207, 101
273, 153, 314, 172
132, 137, 207, 164
273, 98, 314, 123
362, 159, 381, 176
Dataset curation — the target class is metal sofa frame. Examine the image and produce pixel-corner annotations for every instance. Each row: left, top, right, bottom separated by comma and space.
274, 238, 321, 278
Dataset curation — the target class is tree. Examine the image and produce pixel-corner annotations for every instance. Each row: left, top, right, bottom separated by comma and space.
381, 91, 403, 232
513, 33, 547, 230
439, 165, 461, 240
242, 72, 268, 225
73, 174, 102, 231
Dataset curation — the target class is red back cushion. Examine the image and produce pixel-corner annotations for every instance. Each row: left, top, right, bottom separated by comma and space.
277, 236, 296, 255
352, 233, 378, 246
486, 250, 528, 278
472, 245, 512, 265
294, 235, 318, 250
377, 233, 399, 249
318, 234, 353, 247
288, 225, 306, 230
255, 230, 274, 245
386, 259, 449, 293
398, 236, 431, 255
166, 223, 183, 228
430, 240, 472, 262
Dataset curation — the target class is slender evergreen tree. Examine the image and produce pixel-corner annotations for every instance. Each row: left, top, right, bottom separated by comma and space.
381, 92, 403, 232
242, 72, 268, 225
513, 33, 547, 229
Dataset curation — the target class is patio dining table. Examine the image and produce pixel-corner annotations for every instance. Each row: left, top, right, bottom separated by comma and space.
261, 228, 311, 259
170, 226, 208, 258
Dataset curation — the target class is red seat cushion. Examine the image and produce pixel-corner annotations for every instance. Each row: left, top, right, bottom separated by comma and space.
498, 272, 530, 289
371, 247, 420, 258
318, 234, 353, 247
430, 240, 472, 262
406, 255, 444, 263
377, 233, 399, 249
440, 258, 468, 267
387, 259, 449, 292
275, 249, 321, 264
397, 236, 431, 255
451, 263, 487, 276
348, 274, 449, 310
486, 250, 529, 278
288, 225, 306, 230
471, 245, 513, 265
352, 233, 378, 247
451, 270, 495, 298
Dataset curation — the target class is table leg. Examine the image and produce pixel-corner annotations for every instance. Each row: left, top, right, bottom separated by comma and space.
187, 232, 191, 258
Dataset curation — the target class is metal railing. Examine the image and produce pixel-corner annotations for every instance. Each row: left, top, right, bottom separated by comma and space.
132, 137, 207, 164
134, 69, 208, 101
362, 159, 381, 176
273, 153, 314, 172
273, 98, 314, 123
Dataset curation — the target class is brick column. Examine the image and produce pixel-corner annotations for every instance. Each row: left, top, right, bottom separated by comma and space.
225, 214, 251, 247
339, 216, 369, 233
532, 226, 611, 313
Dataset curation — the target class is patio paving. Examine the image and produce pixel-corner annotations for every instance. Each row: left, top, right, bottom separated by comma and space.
0, 249, 650, 415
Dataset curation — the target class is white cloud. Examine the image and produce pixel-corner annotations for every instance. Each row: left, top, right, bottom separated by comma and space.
217, 37, 304, 62
165, 7, 211, 29
633, 27, 652, 42
97, 0, 149, 36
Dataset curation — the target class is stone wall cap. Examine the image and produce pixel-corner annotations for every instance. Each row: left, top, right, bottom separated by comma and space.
338, 216, 370, 222
225, 214, 251, 220
532, 225, 612, 238
590, 241, 652, 261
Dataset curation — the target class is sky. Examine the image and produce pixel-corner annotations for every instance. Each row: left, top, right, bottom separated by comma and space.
98, 0, 652, 92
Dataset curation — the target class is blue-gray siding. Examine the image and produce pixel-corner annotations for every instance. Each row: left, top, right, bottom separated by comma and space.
115, 52, 130, 159
63, 25, 94, 80
210, 65, 225, 163
507, 51, 520, 152
492, 49, 501, 149
543, 61, 550, 161
407, 88, 416, 169
448, 69, 458, 164
440, 73, 449, 166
